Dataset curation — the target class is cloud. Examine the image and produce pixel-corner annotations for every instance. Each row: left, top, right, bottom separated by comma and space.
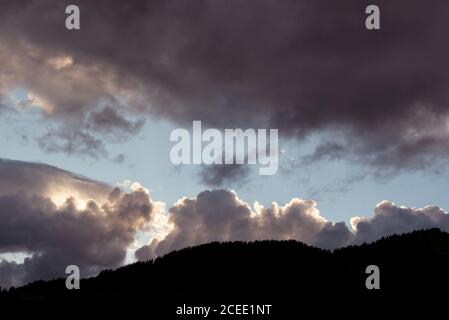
86, 105, 145, 142
112, 153, 125, 164
351, 200, 449, 244
0, 260, 26, 289
136, 189, 354, 260
136, 190, 449, 261
302, 142, 346, 165
37, 129, 108, 159
0, 31, 146, 158
1, 0, 449, 169
0, 95, 7, 113
199, 163, 250, 187
0, 158, 111, 202
0, 159, 156, 288
36, 103, 145, 159
2, 159, 449, 288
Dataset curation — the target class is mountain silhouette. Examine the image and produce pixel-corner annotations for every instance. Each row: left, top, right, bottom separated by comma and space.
1, 228, 449, 317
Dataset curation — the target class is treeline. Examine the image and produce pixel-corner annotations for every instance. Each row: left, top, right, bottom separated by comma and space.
2, 228, 449, 317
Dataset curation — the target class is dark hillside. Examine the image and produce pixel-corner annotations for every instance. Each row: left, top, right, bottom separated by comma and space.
2, 228, 449, 317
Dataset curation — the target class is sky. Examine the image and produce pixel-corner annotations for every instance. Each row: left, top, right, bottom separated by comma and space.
2, 0, 449, 288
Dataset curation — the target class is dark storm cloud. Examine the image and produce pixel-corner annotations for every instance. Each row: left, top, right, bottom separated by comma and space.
0, 159, 156, 288
0, 190, 154, 286
1, 0, 449, 168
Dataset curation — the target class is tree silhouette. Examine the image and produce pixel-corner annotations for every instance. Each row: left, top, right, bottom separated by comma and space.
1, 228, 448, 317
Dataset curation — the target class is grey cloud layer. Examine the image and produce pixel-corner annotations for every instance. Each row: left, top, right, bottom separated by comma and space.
0, 159, 111, 201
1, 0, 449, 168
0, 159, 155, 288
